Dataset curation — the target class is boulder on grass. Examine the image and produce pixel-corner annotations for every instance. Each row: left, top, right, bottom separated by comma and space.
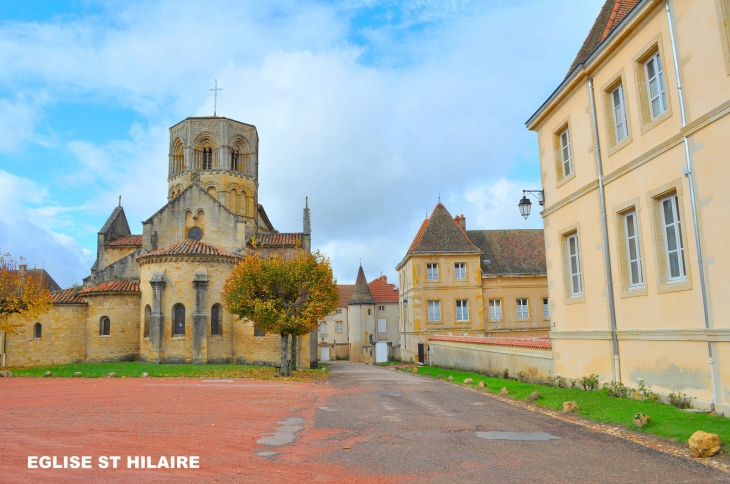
478, 381, 485, 389
526, 391, 541, 403
447, 375, 454, 381
688, 430, 721, 458
437, 374, 444, 380
73, 372, 82, 377
562, 401, 579, 413
107, 372, 117, 378
633, 413, 649, 428
464, 378, 473, 384
412, 367, 418, 373
0, 370, 11, 377
500, 387, 510, 396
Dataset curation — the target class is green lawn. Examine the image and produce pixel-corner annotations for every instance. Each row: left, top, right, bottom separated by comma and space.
6, 362, 328, 382
407, 366, 730, 447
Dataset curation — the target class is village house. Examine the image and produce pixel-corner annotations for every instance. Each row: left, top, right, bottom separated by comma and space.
525, 0, 730, 412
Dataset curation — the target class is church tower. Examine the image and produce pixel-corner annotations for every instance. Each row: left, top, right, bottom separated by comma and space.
167, 117, 259, 228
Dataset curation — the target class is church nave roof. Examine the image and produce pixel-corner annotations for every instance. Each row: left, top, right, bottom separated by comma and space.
141, 239, 242, 259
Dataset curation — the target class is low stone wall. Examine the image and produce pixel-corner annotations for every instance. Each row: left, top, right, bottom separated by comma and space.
429, 336, 553, 380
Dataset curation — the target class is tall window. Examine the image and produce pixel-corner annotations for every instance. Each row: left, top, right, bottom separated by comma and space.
427, 300, 441, 322
335, 321, 343, 333
559, 128, 573, 178
144, 305, 151, 338
426, 263, 439, 280
231, 149, 239, 171
645, 53, 667, 119
173, 304, 186, 336
100, 316, 110, 336
454, 262, 466, 280
661, 194, 686, 281
516, 299, 529, 319
543, 298, 550, 319
378, 319, 387, 333
612, 84, 628, 143
624, 211, 644, 287
211, 304, 222, 336
319, 322, 327, 334
489, 299, 502, 320
567, 233, 583, 296
456, 300, 469, 321
254, 325, 265, 337
202, 148, 213, 169
33, 322, 42, 339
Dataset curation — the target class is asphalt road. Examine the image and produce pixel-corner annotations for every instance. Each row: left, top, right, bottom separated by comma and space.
317, 362, 728, 483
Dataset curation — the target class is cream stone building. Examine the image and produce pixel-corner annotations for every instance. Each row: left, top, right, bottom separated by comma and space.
526, 0, 730, 411
318, 268, 400, 363
1, 116, 315, 368
397, 203, 548, 363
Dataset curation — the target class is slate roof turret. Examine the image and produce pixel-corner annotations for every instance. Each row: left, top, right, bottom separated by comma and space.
348, 265, 375, 305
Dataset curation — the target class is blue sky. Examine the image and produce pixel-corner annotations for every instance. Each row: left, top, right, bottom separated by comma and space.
0, 0, 604, 287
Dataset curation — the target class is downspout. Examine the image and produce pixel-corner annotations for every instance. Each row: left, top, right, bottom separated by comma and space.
587, 77, 621, 383
665, 1, 717, 410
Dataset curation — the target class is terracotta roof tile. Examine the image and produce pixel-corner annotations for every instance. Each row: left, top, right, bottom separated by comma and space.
567, 0, 640, 76
430, 335, 552, 350
337, 284, 355, 307
368, 276, 399, 303
252, 233, 302, 248
77, 279, 140, 296
466, 229, 546, 275
51, 288, 86, 304
106, 235, 143, 247
142, 239, 240, 258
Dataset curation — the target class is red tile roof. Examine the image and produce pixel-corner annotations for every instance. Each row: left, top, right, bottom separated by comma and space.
51, 288, 86, 304
106, 235, 143, 247
368, 275, 399, 303
429, 335, 552, 350
337, 284, 355, 307
142, 239, 240, 258
77, 279, 140, 296
252, 233, 302, 248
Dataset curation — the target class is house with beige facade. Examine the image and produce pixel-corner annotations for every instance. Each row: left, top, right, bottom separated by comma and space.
526, 0, 730, 412
1, 115, 316, 368
397, 202, 547, 363
318, 267, 400, 363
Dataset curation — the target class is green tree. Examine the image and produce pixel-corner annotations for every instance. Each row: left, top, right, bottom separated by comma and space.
0, 251, 53, 332
222, 250, 338, 376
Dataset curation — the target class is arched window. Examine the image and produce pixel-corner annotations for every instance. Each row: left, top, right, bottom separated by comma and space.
170, 138, 184, 175
100, 316, 110, 336
173, 304, 186, 336
144, 305, 151, 338
230, 188, 238, 213
202, 148, 213, 169
211, 304, 222, 336
33, 323, 42, 339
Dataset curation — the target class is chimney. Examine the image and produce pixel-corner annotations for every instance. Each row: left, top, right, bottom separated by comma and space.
459, 214, 466, 231
19, 264, 27, 272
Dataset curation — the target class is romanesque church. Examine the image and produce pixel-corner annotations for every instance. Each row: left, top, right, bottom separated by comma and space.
3, 116, 315, 367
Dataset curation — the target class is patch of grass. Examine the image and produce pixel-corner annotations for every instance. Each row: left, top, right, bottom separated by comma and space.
6, 362, 328, 382
378, 361, 398, 366
407, 366, 730, 447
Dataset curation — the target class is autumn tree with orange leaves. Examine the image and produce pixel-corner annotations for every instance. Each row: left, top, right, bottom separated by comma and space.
222, 250, 338, 376
0, 251, 53, 332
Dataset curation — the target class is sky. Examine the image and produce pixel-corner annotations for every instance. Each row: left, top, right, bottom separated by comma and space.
0, 0, 604, 288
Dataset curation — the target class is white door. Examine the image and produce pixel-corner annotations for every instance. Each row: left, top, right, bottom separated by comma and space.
375, 341, 388, 363
320, 346, 330, 362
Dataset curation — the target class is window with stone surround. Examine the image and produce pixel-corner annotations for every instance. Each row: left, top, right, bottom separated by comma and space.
336, 321, 343, 333
454, 262, 466, 280
488, 299, 502, 321
144, 305, 151, 338
426, 263, 439, 281
100, 316, 110, 336
455, 300, 469, 321
33, 322, 42, 339
173, 304, 185, 336
516, 299, 529, 320
543, 298, 550, 319
427, 300, 441, 322
211, 304, 222, 336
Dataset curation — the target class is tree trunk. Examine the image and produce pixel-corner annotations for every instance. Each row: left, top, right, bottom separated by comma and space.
289, 335, 298, 372
280, 333, 290, 377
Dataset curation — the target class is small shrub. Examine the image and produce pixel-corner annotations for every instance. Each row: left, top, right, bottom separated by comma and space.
636, 378, 659, 401
605, 381, 631, 398
578, 374, 599, 391
517, 371, 527, 382
668, 392, 693, 409
553, 375, 567, 388
503, 368, 509, 379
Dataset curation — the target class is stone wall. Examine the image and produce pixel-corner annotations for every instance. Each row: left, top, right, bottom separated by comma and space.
84, 294, 140, 362
4, 304, 87, 367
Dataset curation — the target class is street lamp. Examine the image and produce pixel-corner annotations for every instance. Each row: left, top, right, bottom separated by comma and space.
518, 190, 545, 220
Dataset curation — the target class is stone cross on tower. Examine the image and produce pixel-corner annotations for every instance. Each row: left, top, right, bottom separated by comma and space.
210, 80, 222, 116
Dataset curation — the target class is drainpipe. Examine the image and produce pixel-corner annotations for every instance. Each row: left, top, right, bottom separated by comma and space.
587, 77, 621, 383
666, 1, 717, 410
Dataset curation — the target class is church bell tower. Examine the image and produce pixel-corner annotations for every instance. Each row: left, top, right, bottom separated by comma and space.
166, 117, 259, 228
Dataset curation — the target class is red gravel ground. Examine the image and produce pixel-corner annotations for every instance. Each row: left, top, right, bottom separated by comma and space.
0, 377, 392, 483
